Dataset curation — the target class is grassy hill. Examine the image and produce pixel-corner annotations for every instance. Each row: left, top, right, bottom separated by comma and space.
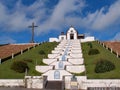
82, 41, 120, 79
0, 42, 58, 79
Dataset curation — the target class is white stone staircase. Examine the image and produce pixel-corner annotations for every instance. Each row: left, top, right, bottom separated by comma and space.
35, 40, 85, 81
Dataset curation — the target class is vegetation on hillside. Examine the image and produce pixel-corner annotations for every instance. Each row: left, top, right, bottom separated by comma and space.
82, 41, 120, 79
11, 61, 29, 73
88, 48, 100, 55
0, 42, 58, 79
95, 59, 115, 73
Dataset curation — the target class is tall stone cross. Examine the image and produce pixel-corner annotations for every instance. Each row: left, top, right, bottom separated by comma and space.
28, 22, 38, 43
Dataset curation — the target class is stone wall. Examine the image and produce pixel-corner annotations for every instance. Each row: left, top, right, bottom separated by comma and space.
81, 36, 95, 42
65, 76, 120, 90
0, 79, 24, 87
25, 76, 43, 89
0, 76, 43, 89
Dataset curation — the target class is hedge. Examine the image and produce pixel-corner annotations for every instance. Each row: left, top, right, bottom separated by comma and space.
39, 50, 45, 55
88, 48, 100, 55
95, 59, 115, 73
11, 61, 29, 73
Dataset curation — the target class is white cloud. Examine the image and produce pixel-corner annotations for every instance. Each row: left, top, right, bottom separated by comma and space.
0, 0, 120, 35
90, 0, 120, 30
60, 0, 120, 31
0, 36, 16, 44
84, 32, 92, 37
112, 33, 120, 41
0, 0, 45, 31
35, 0, 86, 34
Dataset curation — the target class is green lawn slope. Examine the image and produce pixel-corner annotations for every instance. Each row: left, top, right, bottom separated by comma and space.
0, 42, 58, 79
82, 41, 120, 79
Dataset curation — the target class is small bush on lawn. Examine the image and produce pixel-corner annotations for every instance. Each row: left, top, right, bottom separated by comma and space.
24, 59, 33, 63
11, 61, 29, 73
39, 50, 45, 55
95, 59, 115, 73
88, 49, 100, 55
88, 42, 93, 48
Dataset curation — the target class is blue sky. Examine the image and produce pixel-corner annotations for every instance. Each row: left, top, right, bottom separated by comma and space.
0, 0, 120, 44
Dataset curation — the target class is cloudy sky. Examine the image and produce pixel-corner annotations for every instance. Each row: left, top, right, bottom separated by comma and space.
0, 0, 120, 44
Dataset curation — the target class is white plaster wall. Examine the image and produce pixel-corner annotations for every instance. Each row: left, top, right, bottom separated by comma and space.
81, 37, 95, 42
0, 79, 24, 87
70, 53, 83, 58
66, 65, 85, 73
54, 47, 63, 50
76, 76, 87, 89
85, 79, 120, 87
57, 46, 64, 48
25, 76, 43, 89
52, 50, 61, 54
72, 47, 81, 50
49, 38, 59, 42
65, 76, 71, 89
71, 49, 82, 52
59, 35, 66, 41
72, 46, 81, 48
42, 70, 72, 81
50, 61, 72, 69
48, 54, 60, 58
65, 76, 120, 90
71, 49, 82, 51
68, 58, 84, 65
67, 27, 77, 40
43, 59, 57, 65
72, 43, 80, 45
67, 33, 77, 40
71, 50, 82, 54
36, 66, 53, 73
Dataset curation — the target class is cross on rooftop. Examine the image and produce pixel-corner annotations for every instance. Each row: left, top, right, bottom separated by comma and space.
28, 22, 38, 43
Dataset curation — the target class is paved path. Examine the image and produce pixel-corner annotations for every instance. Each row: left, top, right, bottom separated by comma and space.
0, 87, 40, 90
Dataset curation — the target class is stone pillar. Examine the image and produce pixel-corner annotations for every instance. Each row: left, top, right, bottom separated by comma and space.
25, 68, 28, 76
28, 47, 30, 51
21, 50, 23, 54
12, 53, 14, 59
111, 48, 112, 53
106, 46, 108, 49
103, 43, 104, 47
0, 58, 1, 64
33, 45, 35, 48
97, 40, 99, 43
117, 52, 119, 58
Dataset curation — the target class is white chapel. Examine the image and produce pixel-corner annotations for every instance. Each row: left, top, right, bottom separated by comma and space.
49, 26, 95, 42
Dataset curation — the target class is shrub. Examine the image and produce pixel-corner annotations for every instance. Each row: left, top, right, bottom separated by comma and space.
88, 49, 100, 55
88, 42, 93, 48
39, 50, 45, 55
24, 59, 33, 63
11, 61, 29, 73
95, 59, 115, 73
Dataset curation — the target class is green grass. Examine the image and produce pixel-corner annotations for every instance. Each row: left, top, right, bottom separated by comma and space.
72, 72, 86, 76
82, 41, 120, 79
0, 42, 58, 79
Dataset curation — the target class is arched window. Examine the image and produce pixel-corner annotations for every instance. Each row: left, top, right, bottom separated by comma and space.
71, 30, 73, 33
54, 70, 60, 79
62, 55, 66, 61
58, 61, 63, 69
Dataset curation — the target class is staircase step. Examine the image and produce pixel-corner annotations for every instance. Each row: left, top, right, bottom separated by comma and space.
45, 81, 63, 90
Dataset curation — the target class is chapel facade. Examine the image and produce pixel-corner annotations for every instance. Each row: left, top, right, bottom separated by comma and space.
49, 26, 95, 42
59, 26, 84, 41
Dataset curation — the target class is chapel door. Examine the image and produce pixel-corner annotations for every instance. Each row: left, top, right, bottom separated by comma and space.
70, 34, 74, 39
